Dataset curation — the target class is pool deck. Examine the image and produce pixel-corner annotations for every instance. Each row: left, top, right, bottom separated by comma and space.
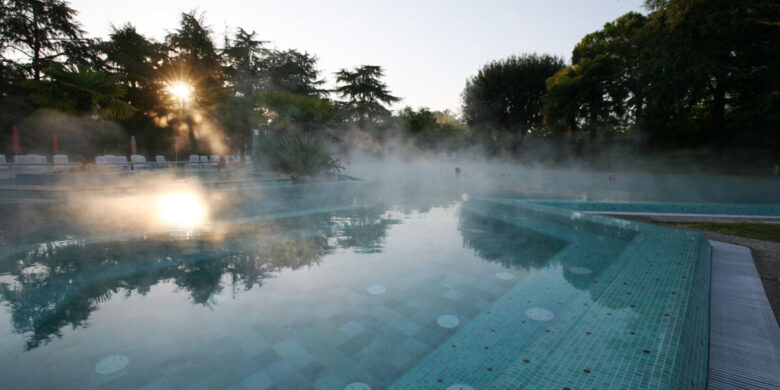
591, 211, 780, 221
708, 240, 780, 390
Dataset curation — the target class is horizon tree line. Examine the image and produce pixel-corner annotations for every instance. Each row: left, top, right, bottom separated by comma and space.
1, 0, 777, 167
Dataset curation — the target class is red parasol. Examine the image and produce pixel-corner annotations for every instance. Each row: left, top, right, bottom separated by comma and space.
12, 125, 20, 154
130, 135, 137, 155
53, 134, 59, 155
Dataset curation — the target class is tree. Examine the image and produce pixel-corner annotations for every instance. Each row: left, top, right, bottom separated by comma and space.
23, 63, 134, 120
334, 65, 399, 126
163, 10, 228, 154
569, 12, 648, 138
398, 106, 468, 150
0, 0, 90, 80
262, 49, 325, 96
100, 24, 169, 151
223, 28, 267, 98
637, 0, 780, 155
462, 53, 565, 148
262, 91, 335, 133
545, 54, 626, 141
222, 28, 268, 154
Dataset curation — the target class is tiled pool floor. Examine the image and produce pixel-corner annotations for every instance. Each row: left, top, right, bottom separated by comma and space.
0, 193, 713, 389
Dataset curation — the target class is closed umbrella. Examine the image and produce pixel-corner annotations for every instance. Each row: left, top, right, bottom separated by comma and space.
130, 135, 137, 155
53, 133, 59, 155
12, 125, 20, 154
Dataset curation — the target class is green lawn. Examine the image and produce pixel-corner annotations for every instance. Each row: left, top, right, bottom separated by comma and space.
677, 222, 780, 243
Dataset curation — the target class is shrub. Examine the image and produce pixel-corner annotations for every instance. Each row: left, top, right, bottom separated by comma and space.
263, 132, 342, 183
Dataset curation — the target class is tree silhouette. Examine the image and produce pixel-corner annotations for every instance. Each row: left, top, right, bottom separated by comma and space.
462, 54, 565, 150
334, 65, 399, 127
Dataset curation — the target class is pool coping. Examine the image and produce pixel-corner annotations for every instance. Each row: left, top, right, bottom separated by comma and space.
585, 211, 780, 220
707, 240, 780, 390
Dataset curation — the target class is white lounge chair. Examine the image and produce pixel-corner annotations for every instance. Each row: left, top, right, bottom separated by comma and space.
12, 155, 27, 170
199, 155, 212, 168
130, 154, 148, 170
103, 154, 117, 170
187, 155, 200, 168
209, 155, 220, 167
0, 155, 7, 170
53, 154, 69, 170
154, 155, 171, 168
185, 155, 200, 168
28, 154, 47, 172
244, 156, 253, 168
115, 156, 131, 170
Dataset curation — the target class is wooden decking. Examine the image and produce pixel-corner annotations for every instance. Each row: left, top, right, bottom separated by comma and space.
708, 241, 780, 389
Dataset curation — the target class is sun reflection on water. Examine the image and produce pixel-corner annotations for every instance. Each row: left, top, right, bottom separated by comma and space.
157, 192, 206, 229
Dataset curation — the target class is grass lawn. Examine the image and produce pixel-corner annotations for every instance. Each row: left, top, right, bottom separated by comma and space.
675, 222, 780, 243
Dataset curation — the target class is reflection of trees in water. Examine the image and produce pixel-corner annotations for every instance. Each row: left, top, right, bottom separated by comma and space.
0, 208, 395, 350
459, 210, 567, 270
331, 208, 400, 253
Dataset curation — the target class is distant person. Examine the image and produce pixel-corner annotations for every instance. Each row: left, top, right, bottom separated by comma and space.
455, 167, 461, 176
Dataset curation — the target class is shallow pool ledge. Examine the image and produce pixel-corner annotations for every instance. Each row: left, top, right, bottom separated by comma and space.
389, 200, 712, 389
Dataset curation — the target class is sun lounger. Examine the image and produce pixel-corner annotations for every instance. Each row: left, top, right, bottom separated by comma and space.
115, 156, 131, 170
200, 155, 213, 168
53, 154, 69, 170
130, 154, 148, 170
209, 155, 220, 168
28, 154, 48, 172
186, 155, 200, 168
0, 155, 7, 170
154, 155, 171, 168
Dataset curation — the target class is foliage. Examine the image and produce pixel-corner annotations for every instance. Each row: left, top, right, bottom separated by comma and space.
398, 107, 468, 150
162, 10, 228, 154
23, 64, 134, 120
222, 28, 268, 154
262, 49, 325, 96
334, 65, 399, 126
1, 1, 778, 164
547, 12, 648, 140
635, 0, 780, 154
0, 0, 89, 80
462, 53, 565, 147
100, 23, 168, 148
262, 91, 335, 133
262, 131, 342, 182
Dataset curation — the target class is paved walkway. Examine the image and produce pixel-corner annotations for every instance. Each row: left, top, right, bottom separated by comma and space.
708, 241, 780, 389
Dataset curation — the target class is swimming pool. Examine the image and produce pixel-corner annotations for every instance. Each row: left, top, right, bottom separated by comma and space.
0, 181, 711, 389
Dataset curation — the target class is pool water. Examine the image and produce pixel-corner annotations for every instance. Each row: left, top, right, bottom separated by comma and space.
0, 183, 711, 389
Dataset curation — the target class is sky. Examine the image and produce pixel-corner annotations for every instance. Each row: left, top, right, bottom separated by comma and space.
68, 0, 647, 114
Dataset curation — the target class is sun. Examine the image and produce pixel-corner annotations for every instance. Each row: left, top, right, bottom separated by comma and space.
167, 81, 193, 102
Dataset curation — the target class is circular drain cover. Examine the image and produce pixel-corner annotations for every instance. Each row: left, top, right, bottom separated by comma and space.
94, 355, 129, 374
366, 285, 386, 295
345, 383, 372, 390
570, 267, 592, 275
446, 385, 476, 390
525, 308, 554, 322
495, 272, 514, 280
437, 314, 460, 328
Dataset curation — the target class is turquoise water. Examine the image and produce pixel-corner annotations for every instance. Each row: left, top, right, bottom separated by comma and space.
0, 182, 711, 389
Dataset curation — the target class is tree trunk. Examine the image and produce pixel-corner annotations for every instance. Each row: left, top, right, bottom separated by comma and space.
710, 82, 726, 157
186, 117, 198, 155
